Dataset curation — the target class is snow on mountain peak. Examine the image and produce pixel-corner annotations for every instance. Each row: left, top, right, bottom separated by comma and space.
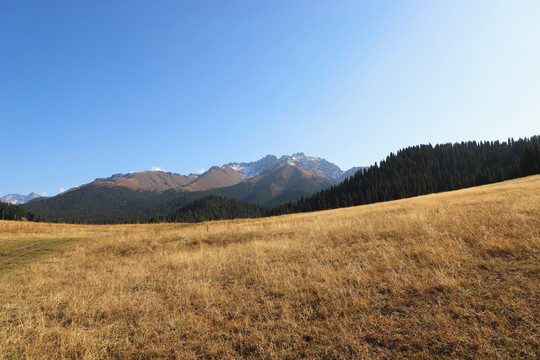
224, 153, 355, 182
0, 192, 45, 205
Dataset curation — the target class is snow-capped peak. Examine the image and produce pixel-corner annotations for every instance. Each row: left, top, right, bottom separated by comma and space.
0, 192, 46, 205
223, 153, 357, 182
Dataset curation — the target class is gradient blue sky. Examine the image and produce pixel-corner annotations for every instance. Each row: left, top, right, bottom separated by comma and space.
1, 1, 539, 197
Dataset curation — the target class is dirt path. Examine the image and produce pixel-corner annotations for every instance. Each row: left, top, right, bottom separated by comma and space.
0, 240, 64, 266
0, 241, 44, 256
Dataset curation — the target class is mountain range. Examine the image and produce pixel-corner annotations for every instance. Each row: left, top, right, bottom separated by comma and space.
0, 192, 45, 205
22, 153, 363, 223
84, 152, 359, 193
12, 137, 540, 224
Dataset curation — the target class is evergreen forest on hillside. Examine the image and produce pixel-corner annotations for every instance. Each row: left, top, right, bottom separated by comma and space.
157, 195, 265, 223
519, 144, 540, 176
0, 201, 36, 221
269, 137, 540, 216
22, 187, 208, 224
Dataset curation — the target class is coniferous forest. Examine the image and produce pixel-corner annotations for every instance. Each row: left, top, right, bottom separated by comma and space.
519, 144, 540, 176
269, 137, 540, 216
0, 201, 36, 221
158, 195, 265, 223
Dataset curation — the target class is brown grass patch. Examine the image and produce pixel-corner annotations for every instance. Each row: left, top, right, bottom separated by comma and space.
1, 176, 539, 359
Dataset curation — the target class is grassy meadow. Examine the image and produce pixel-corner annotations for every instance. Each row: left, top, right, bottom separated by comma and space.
1, 176, 539, 359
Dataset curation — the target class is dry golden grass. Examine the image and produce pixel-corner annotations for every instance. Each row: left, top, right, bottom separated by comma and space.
1, 176, 539, 359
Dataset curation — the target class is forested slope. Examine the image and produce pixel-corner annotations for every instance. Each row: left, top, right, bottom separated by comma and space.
270, 137, 540, 215
0, 201, 36, 221
162, 195, 265, 223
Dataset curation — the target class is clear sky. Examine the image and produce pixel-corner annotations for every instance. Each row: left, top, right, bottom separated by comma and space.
1, 1, 539, 197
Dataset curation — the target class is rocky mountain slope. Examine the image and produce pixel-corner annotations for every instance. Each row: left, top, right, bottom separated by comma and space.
78, 153, 361, 194
0, 192, 45, 205
224, 153, 350, 181
90, 171, 198, 192
22, 153, 362, 223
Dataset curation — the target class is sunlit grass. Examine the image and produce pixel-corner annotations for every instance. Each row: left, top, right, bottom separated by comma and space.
1, 175, 539, 359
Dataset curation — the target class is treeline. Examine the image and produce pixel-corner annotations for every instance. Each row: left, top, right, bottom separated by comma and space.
269, 137, 540, 215
154, 195, 266, 223
0, 201, 36, 221
23, 186, 206, 224
519, 145, 540, 176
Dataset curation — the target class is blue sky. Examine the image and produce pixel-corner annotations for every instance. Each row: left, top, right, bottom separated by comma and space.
1, 1, 539, 197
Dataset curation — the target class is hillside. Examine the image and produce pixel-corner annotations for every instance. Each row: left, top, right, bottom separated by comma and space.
91, 171, 198, 192
70, 152, 353, 195
23, 164, 330, 223
206, 164, 332, 205
164, 195, 265, 223
1, 175, 539, 358
0, 201, 36, 221
271, 137, 540, 215
182, 166, 248, 192
21, 185, 214, 224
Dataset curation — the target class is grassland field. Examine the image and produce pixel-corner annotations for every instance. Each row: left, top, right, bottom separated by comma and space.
0, 176, 539, 359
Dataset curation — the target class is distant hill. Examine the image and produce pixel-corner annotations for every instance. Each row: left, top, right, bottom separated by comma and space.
90, 171, 198, 192
208, 164, 332, 205
22, 185, 198, 224
22, 166, 330, 224
23, 165, 332, 224
23, 153, 348, 223
182, 166, 249, 192
67, 152, 358, 195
